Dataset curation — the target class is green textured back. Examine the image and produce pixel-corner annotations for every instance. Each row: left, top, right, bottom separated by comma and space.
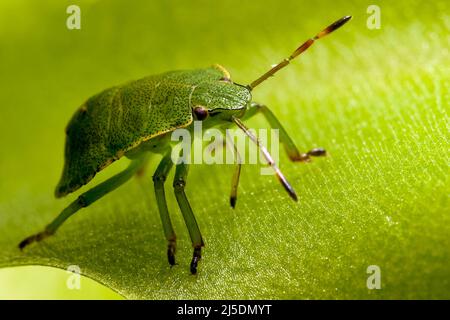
55, 66, 228, 197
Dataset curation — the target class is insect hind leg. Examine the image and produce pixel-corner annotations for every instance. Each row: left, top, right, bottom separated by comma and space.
19, 156, 148, 250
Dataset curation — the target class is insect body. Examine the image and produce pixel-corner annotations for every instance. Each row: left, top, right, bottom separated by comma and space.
19, 16, 351, 274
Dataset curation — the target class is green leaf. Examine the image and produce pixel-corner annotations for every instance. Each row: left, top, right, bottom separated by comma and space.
0, 0, 448, 299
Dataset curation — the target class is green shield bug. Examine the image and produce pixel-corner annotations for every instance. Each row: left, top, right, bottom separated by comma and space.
19, 16, 351, 274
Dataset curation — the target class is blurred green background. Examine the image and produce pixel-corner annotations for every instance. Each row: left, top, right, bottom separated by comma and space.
0, 0, 448, 299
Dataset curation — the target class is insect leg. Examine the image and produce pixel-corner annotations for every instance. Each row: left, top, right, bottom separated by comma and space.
225, 131, 242, 208
242, 102, 327, 162
206, 134, 242, 208
172, 162, 204, 274
232, 116, 298, 201
18, 155, 148, 250
152, 150, 177, 266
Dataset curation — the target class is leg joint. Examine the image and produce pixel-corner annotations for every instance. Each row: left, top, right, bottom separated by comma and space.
77, 195, 88, 208
252, 102, 267, 111
173, 179, 186, 190
152, 174, 166, 183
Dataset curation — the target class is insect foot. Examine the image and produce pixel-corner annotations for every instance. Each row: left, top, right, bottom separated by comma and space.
168, 239, 177, 266
307, 148, 327, 157
18, 229, 53, 250
291, 148, 327, 162
190, 247, 202, 275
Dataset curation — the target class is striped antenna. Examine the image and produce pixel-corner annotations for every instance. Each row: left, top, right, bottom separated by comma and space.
249, 15, 352, 89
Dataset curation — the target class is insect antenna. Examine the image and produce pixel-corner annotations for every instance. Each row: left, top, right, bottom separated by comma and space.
248, 15, 352, 89
232, 116, 298, 201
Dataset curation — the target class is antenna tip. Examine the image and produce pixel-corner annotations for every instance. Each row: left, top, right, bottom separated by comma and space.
342, 15, 353, 24
315, 15, 352, 39
330, 15, 353, 31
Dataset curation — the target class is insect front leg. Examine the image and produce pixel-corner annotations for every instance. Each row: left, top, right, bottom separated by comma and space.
243, 102, 327, 162
152, 150, 177, 266
19, 155, 148, 250
172, 162, 204, 274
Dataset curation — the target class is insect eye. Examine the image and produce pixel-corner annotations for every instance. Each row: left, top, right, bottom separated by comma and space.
193, 106, 209, 121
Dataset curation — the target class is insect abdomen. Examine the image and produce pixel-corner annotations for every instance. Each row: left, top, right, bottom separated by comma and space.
55, 76, 193, 197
